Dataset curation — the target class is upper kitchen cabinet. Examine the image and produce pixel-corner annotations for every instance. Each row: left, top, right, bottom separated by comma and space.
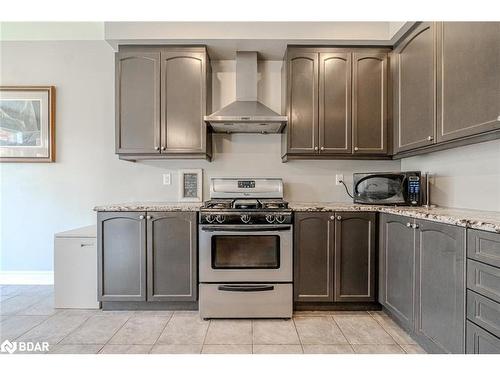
352, 52, 388, 155
115, 49, 161, 154
393, 22, 500, 157
393, 22, 436, 153
281, 47, 390, 161
437, 22, 500, 142
283, 50, 319, 155
116, 46, 212, 161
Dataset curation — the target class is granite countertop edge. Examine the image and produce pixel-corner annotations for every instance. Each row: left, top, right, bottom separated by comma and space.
93, 202, 500, 233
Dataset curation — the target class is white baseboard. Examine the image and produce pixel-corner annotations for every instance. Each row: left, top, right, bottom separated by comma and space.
0, 271, 54, 285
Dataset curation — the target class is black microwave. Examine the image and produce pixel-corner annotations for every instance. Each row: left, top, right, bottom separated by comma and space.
353, 171, 422, 206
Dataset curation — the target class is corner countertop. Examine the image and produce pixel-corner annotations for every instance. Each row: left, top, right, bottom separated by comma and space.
93, 202, 203, 212
290, 202, 500, 233
93, 201, 500, 234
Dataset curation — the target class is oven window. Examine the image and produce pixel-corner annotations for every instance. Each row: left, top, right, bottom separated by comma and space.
211, 235, 280, 269
355, 175, 405, 201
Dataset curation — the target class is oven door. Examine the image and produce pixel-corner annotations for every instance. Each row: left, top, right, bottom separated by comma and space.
199, 224, 292, 283
353, 173, 407, 205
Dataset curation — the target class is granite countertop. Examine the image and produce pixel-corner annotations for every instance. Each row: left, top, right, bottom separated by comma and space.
93, 202, 203, 212
290, 202, 500, 233
93, 201, 500, 233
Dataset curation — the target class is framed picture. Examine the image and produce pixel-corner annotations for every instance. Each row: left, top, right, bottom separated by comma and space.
178, 169, 203, 202
0, 86, 56, 162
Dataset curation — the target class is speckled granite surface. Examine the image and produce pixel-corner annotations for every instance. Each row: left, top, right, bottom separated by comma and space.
290, 202, 500, 233
93, 201, 500, 233
93, 202, 202, 212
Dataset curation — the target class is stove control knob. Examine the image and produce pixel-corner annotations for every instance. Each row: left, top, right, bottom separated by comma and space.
216, 214, 226, 223
276, 214, 286, 223
265, 214, 275, 223
205, 214, 215, 223
240, 214, 251, 223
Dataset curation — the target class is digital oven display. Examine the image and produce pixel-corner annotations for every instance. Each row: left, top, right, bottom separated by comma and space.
238, 180, 255, 188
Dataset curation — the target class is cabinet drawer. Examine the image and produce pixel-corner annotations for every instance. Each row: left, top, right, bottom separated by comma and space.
467, 290, 500, 337
467, 229, 500, 268
466, 321, 500, 354
467, 260, 500, 304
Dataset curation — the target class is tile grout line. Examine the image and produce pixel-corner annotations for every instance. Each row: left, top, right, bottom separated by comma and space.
328, 315, 355, 353
291, 316, 305, 354
147, 311, 175, 354
96, 312, 135, 354
9, 314, 54, 341
200, 314, 211, 354
369, 313, 408, 354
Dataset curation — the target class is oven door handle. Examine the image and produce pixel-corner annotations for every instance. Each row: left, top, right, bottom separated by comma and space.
218, 285, 275, 292
200, 225, 291, 232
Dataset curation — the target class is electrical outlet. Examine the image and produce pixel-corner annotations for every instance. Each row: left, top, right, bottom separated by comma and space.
163, 173, 171, 185
335, 174, 344, 186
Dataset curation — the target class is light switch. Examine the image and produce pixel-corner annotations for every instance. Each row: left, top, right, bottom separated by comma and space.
335, 174, 344, 186
163, 173, 171, 185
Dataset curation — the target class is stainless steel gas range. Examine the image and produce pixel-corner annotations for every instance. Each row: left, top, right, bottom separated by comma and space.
198, 177, 293, 319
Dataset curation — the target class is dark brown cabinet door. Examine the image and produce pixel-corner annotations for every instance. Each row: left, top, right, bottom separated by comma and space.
147, 212, 197, 302
393, 23, 436, 152
437, 22, 500, 142
334, 212, 376, 302
415, 219, 465, 354
116, 50, 160, 154
286, 51, 319, 154
161, 51, 208, 153
319, 53, 352, 154
352, 52, 388, 154
294, 212, 334, 302
98, 212, 147, 302
379, 214, 416, 330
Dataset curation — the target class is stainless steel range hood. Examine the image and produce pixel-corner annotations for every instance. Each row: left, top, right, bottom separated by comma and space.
204, 52, 287, 134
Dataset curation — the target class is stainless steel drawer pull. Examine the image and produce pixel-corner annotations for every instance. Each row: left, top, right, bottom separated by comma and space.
218, 285, 274, 292
80, 243, 94, 247
139, 215, 144, 220
412, 223, 419, 229
406, 222, 411, 227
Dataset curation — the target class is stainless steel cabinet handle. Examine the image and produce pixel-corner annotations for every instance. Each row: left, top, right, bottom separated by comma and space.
320, 146, 325, 151
146, 215, 152, 220
337, 215, 342, 220
314, 146, 318, 151
412, 223, 419, 229
427, 136, 433, 141
406, 222, 411, 227
154, 146, 160, 151
139, 215, 144, 220
330, 215, 335, 220
161, 146, 166, 151
354, 146, 359, 151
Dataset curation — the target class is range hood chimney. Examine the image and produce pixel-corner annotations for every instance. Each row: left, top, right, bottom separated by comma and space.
204, 51, 287, 134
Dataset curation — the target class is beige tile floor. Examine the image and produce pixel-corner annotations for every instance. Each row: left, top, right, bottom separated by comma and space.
0, 285, 426, 354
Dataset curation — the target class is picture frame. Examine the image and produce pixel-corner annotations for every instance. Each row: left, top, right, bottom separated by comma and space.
178, 169, 203, 202
0, 86, 56, 162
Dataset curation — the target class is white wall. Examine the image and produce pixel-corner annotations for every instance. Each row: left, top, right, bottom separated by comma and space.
0, 41, 400, 273
401, 139, 500, 211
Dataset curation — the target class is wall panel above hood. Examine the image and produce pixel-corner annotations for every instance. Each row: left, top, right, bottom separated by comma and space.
204, 52, 287, 133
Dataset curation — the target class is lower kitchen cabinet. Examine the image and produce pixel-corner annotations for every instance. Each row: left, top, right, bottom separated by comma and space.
379, 214, 466, 354
147, 212, 197, 301
415, 219, 466, 354
294, 212, 334, 302
334, 212, 376, 302
294, 211, 376, 305
97, 211, 197, 304
379, 214, 416, 331
97, 211, 147, 301
466, 321, 500, 354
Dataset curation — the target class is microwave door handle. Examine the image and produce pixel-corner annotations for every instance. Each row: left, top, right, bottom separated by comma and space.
218, 285, 275, 292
